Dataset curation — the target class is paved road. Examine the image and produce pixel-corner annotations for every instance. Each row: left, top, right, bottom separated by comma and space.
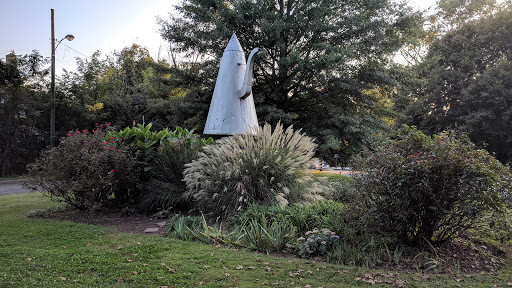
0, 180, 33, 196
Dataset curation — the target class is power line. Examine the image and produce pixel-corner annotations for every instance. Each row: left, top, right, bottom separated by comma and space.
63, 44, 91, 59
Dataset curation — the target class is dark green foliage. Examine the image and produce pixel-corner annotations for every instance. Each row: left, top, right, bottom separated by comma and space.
24, 126, 139, 210
159, 0, 422, 160
0, 51, 48, 176
226, 202, 346, 236
107, 123, 214, 212
354, 125, 512, 245
139, 144, 198, 212
408, 8, 512, 163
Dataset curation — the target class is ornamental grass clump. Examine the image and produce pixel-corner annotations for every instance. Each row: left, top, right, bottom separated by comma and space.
183, 122, 324, 217
354, 125, 512, 246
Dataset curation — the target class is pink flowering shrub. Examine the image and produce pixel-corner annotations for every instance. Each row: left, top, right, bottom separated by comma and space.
24, 124, 138, 210
353, 125, 512, 245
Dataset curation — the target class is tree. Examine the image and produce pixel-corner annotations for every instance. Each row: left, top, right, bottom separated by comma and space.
407, 8, 512, 163
159, 0, 422, 161
0, 51, 48, 176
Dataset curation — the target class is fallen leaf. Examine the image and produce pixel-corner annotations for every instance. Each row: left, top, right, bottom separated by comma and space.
73, 279, 78, 283
265, 266, 273, 272
26, 258, 32, 261
308, 270, 313, 274
198, 281, 205, 285
60, 277, 66, 281
223, 267, 229, 270
236, 265, 243, 270
132, 271, 138, 275
422, 274, 430, 280
86, 243, 91, 247
271, 282, 279, 286
9, 282, 15, 285
454, 278, 463, 282
62, 246, 67, 248
211, 252, 215, 256
127, 259, 134, 263
342, 270, 349, 273
233, 276, 238, 283
508, 282, 512, 286
161, 263, 166, 266
167, 267, 176, 273
137, 242, 141, 245
117, 277, 124, 283
225, 273, 231, 277
132, 253, 138, 257
158, 286, 168, 288
355, 277, 361, 281
203, 265, 210, 269
304, 285, 312, 288
143, 264, 148, 266
117, 246, 123, 250
218, 259, 222, 263
247, 267, 256, 270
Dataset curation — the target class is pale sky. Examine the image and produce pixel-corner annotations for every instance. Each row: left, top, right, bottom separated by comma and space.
0, 0, 435, 75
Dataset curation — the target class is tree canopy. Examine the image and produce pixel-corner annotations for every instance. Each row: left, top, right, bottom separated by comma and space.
407, 7, 512, 163
159, 0, 422, 160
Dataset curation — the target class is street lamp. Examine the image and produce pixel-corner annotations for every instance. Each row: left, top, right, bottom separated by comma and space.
50, 8, 74, 148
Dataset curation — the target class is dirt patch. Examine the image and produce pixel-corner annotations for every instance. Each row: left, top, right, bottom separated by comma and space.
50, 209, 167, 236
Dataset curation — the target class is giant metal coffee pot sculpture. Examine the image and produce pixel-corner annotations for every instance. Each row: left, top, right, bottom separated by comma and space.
203, 33, 259, 135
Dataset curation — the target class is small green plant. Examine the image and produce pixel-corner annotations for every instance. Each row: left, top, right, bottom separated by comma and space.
183, 122, 324, 218
152, 207, 174, 219
295, 228, 340, 257
241, 217, 296, 252
165, 214, 205, 240
227, 202, 346, 235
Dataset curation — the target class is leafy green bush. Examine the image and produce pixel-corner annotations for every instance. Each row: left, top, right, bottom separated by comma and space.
107, 123, 213, 172
107, 123, 213, 212
183, 122, 324, 217
24, 125, 138, 210
354, 125, 512, 245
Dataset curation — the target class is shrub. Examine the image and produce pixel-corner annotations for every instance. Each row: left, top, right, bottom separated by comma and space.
24, 125, 138, 210
354, 125, 512, 245
139, 144, 198, 212
108, 124, 214, 212
295, 228, 340, 257
107, 123, 213, 172
183, 122, 324, 217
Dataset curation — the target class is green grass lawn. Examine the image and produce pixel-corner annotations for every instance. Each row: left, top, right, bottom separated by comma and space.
1, 193, 511, 287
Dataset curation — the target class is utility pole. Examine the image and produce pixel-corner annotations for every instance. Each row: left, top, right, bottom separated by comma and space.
50, 8, 56, 148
